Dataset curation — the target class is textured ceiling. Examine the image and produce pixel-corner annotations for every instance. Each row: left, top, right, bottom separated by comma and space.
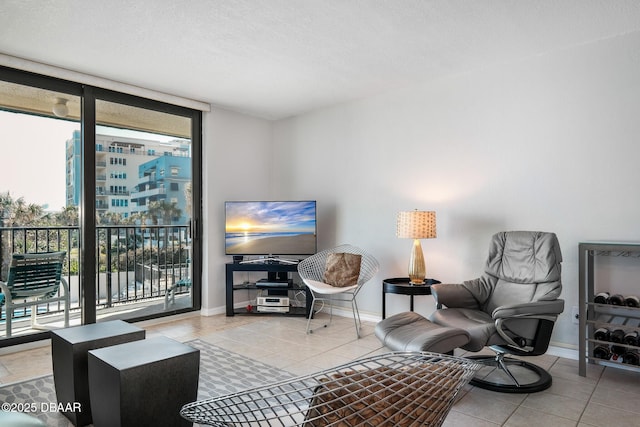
2, 0, 640, 120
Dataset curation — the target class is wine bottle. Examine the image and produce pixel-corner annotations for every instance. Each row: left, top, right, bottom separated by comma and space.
624, 330, 639, 347
608, 294, 625, 306
611, 344, 626, 357
594, 327, 610, 342
594, 292, 610, 304
610, 328, 625, 343
625, 295, 640, 308
622, 350, 639, 366
593, 345, 611, 360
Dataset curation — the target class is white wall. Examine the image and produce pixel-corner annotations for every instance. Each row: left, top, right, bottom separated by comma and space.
201, 108, 272, 314
270, 32, 640, 349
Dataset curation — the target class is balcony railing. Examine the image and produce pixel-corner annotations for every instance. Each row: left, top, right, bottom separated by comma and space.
130, 186, 166, 200
0, 224, 191, 327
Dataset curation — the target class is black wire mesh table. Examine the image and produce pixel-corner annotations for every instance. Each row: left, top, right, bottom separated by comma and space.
180, 351, 481, 427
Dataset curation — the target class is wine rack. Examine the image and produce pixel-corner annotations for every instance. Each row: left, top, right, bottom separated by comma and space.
578, 242, 640, 376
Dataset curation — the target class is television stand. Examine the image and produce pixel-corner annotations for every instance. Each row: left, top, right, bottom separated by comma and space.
226, 263, 311, 317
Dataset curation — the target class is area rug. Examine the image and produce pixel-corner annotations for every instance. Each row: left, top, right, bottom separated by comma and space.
0, 339, 294, 426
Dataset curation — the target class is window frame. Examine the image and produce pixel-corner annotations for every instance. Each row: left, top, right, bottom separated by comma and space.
0, 65, 203, 347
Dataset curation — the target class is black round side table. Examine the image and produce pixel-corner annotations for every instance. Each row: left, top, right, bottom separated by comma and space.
382, 277, 441, 319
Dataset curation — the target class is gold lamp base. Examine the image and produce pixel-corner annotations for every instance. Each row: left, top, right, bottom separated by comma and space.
408, 239, 426, 285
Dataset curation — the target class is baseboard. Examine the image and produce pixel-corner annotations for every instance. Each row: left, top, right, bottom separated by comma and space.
546, 344, 579, 360
200, 305, 227, 316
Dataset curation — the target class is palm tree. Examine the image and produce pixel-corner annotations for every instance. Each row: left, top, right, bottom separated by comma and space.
162, 201, 182, 225
0, 191, 15, 279
147, 200, 182, 225
56, 205, 79, 226
0, 192, 47, 277
184, 182, 192, 219
6, 196, 43, 226
100, 211, 124, 225
0, 191, 15, 225
0, 192, 26, 226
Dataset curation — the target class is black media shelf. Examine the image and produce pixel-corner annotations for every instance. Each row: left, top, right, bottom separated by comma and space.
225, 262, 312, 317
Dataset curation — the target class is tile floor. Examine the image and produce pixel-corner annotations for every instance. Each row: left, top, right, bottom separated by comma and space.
1, 312, 639, 427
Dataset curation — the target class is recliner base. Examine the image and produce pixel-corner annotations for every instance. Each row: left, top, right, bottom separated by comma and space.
376, 313, 554, 393
467, 351, 552, 393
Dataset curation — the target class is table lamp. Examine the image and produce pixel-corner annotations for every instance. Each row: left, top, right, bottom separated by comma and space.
396, 210, 436, 284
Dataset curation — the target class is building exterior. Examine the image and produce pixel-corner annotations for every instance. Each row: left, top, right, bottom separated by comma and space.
65, 131, 191, 223
65, 130, 82, 208
130, 155, 191, 224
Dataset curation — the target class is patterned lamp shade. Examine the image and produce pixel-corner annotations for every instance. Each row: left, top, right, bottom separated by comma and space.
396, 211, 436, 239
396, 210, 436, 284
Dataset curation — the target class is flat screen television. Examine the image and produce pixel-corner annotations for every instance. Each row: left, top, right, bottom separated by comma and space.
225, 200, 317, 257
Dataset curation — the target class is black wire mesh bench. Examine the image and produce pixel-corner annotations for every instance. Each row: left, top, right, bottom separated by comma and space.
180, 351, 481, 427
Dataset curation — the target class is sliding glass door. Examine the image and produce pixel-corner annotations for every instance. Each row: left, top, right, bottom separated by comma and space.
0, 71, 82, 344
90, 95, 201, 322
0, 66, 202, 345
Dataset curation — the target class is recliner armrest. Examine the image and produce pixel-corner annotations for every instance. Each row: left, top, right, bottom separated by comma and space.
431, 283, 480, 309
492, 299, 565, 319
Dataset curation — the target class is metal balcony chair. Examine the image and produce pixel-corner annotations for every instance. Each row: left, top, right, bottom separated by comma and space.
297, 244, 379, 338
164, 277, 192, 309
0, 251, 70, 337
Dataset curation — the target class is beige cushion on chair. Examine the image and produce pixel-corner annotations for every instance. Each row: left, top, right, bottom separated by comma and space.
323, 253, 362, 287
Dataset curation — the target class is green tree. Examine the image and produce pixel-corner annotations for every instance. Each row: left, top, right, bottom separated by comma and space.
56, 205, 79, 226
100, 211, 125, 225
1, 192, 80, 277
0, 191, 43, 226
147, 200, 182, 225
184, 182, 192, 219
0, 191, 14, 223
1, 192, 49, 278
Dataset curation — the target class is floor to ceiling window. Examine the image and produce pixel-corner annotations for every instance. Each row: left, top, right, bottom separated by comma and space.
91, 96, 200, 322
0, 66, 202, 346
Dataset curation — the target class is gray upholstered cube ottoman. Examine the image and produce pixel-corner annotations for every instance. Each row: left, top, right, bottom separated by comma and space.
51, 320, 145, 426
88, 336, 200, 427
375, 311, 470, 354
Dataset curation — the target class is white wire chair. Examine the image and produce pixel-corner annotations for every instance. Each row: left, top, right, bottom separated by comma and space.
297, 244, 379, 338
180, 351, 481, 427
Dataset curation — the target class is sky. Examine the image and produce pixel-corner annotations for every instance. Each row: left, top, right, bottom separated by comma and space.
225, 201, 317, 233
0, 110, 180, 212
0, 110, 77, 211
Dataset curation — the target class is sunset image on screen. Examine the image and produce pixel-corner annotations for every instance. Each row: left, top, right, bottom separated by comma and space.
225, 201, 316, 255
